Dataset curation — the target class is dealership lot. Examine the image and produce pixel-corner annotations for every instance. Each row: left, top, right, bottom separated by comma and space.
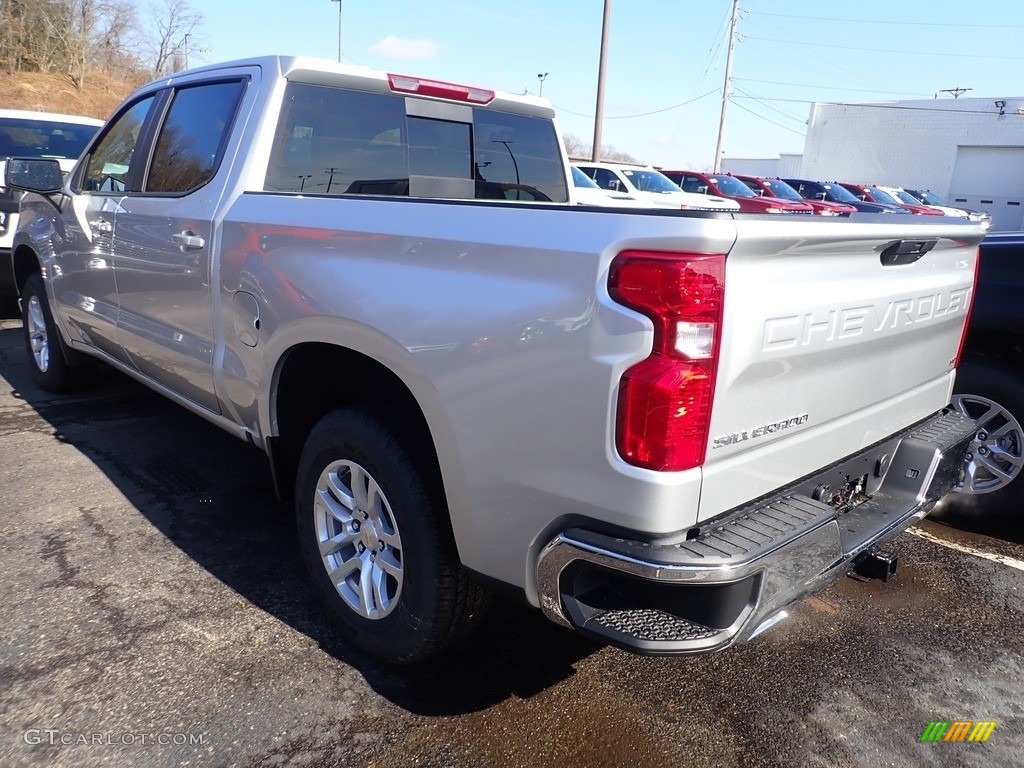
0, 316, 1021, 768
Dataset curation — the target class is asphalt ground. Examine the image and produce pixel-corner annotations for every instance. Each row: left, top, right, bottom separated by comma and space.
0, 314, 1022, 768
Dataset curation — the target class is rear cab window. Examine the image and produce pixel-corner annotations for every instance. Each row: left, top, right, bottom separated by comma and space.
264, 81, 567, 203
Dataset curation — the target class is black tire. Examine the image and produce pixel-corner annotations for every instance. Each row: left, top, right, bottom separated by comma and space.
295, 405, 489, 664
934, 357, 1024, 524
20, 272, 94, 393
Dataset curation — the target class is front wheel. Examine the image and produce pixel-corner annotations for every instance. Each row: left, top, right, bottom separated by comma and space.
295, 405, 488, 664
21, 272, 94, 393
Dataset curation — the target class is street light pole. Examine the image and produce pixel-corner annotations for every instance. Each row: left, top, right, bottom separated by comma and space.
331, 0, 343, 62
537, 72, 548, 97
592, 0, 611, 162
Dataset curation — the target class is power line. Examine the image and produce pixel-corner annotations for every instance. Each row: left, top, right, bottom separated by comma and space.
553, 88, 718, 120
734, 77, 932, 98
744, 34, 1024, 60
732, 95, 1017, 117
732, 86, 805, 123
746, 10, 1024, 29
728, 99, 806, 136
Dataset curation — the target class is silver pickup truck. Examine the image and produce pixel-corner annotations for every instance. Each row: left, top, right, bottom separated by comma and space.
6, 56, 985, 664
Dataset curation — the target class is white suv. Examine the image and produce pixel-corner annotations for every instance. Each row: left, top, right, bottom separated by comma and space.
0, 109, 103, 303
573, 162, 740, 211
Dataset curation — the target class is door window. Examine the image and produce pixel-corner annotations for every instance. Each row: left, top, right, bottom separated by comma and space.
145, 80, 246, 194
80, 95, 156, 193
593, 168, 618, 190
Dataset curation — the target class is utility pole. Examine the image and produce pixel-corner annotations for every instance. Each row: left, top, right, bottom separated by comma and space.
592, 0, 612, 162
331, 0, 343, 62
937, 87, 972, 99
713, 0, 740, 172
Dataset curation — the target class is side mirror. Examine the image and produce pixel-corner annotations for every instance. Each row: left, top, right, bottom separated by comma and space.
697, 185, 708, 195
816, 192, 826, 201
5, 158, 63, 193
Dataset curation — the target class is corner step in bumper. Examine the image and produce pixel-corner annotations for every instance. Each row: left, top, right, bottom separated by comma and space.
536, 409, 976, 655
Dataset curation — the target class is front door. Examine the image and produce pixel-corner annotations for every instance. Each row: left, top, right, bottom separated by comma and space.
54, 95, 156, 363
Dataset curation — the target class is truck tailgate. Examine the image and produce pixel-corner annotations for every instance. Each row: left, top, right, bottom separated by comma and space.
699, 216, 984, 520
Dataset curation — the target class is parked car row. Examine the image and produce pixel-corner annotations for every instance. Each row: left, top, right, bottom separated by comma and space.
570, 163, 991, 225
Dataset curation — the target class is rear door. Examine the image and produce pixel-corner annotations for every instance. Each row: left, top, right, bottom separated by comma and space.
113, 76, 249, 412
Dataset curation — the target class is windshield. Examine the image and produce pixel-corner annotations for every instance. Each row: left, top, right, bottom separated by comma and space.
822, 183, 860, 203
868, 187, 900, 205
571, 166, 600, 189
892, 189, 921, 205
914, 190, 945, 206
761, 178, 804, 201
0, 117, 98, 159
622, 169, 681, 193
708, 175, 756, 198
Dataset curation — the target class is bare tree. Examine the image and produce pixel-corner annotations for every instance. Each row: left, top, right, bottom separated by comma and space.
147, 0, 201, 76
562, 133, 590, 160
1, 0, 71, 75
93, 0, 142, 77
562, 132, 640, 164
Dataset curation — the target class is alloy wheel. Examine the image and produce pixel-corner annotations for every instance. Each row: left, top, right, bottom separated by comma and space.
313, 459, 404, 619
26, 295, 49, 373
952, 393, 1024, 494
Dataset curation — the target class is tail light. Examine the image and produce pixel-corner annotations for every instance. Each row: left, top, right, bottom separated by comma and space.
954, 246, 981, 369
609, 251, 725, 471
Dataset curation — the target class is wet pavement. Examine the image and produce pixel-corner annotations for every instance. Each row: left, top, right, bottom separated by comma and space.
0, 315, 1022, 768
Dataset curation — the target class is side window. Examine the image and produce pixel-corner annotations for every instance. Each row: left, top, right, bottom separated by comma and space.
80, 95, 156, 193
593, 169, 616, 189
265, 83, 408, 196
145, 80, 245, 194
681, 175, 704, 194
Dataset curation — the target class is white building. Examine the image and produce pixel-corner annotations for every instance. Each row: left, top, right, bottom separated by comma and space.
723, 96, 1024, 231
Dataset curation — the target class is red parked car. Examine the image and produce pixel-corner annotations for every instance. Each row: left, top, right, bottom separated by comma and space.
734, 175, 856, 216
661, 170, 814, 214
838, 183, 944, 215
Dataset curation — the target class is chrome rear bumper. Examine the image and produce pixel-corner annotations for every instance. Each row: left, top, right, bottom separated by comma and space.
536, 409, 975, 654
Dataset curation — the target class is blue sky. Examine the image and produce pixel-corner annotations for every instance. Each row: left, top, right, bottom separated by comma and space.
193, 0, 1024, 170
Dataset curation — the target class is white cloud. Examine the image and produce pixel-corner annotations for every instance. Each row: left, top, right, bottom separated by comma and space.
369, 36, 443, 61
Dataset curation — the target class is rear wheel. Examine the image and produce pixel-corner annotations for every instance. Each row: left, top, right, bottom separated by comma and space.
935, 358, 1024, 523
295, 405, 488, 664
21, 272, 94, 393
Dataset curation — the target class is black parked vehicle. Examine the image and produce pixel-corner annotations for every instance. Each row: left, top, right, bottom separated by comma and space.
940, 232, 1024, 522
782, 178, 910, 214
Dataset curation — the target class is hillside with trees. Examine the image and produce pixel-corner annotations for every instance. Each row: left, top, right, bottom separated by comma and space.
0, 0, 202, 118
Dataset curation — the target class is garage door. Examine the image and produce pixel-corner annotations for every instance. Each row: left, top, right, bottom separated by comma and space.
948, 146, 1024, 231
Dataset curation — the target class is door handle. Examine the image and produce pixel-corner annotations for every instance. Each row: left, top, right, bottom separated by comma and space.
172, 232, 206, 250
